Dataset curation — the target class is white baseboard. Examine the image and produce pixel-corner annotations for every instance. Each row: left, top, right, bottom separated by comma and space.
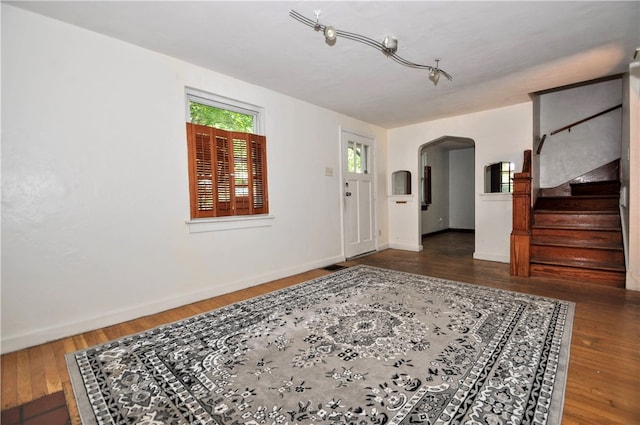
388, 242, 423, 252
626, 270, 640, 291
1, 255, 345, 354
473, 252, 509, 263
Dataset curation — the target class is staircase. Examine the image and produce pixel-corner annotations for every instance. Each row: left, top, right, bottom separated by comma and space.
529, 180, 625, 287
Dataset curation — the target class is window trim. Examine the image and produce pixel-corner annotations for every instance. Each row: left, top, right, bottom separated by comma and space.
186, 214, 275, 233
185, 87, 265, 135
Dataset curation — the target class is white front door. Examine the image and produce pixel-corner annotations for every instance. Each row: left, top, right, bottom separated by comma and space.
342, 130, 376, 259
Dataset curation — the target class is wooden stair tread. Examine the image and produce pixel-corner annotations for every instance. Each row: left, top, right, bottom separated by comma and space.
530, 256, 626, 272
532, 223, 621, 229
530, 240, 623, 250
533, 208, 620, 216
535, 208, 619, 213
532, 223, 621, 231
538, 194, 619, 199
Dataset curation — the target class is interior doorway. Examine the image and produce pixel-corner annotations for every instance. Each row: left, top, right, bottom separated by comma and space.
418, 136, 475, 250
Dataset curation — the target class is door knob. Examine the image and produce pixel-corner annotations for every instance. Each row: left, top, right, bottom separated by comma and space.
345, 191, 352, 197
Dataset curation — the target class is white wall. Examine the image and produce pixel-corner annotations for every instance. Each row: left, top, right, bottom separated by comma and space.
449, 148, 475, 229
622, 64, 639, 291
388, 103, 532, 260
0, 5, 388, 352
538, 79, 622, 187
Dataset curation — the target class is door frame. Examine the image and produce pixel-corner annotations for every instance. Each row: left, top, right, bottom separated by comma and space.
340, 127, 377, 259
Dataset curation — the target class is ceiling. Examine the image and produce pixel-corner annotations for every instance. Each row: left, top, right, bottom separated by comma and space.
7, 1, 640, 129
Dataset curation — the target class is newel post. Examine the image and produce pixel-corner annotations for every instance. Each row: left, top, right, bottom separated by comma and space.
510, 150, 532, 276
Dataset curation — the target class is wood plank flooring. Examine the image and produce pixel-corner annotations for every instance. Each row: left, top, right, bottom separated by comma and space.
2, 232, 639, 424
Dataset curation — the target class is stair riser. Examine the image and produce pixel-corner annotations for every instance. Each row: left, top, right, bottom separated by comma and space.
531, 228, 622, 245
530, 245, 625, 265
530, 264, 625, 287
571, 181, 620, 196
533, 213, 620, 228
535, 197, 618, 210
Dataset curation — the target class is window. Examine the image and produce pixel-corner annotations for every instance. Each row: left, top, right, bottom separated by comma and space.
347, 141, 369, 174
186, 88, 262, 133
485, 161, 514, 193
185, 90, 268, 219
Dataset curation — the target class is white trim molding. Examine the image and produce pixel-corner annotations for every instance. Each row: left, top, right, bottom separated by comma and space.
186, 215, 275, 233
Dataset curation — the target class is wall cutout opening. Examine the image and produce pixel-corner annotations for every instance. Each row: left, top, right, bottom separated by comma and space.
392, 170, 411, 195
485, 162, 515, 193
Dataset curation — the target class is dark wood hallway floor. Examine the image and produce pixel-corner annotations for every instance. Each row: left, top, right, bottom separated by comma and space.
2, 231, 639, 424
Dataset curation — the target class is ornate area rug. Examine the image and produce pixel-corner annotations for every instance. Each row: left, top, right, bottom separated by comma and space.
67, 265, 574, 425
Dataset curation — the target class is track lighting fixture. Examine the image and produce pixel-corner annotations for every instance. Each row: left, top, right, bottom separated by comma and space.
428, 59, 442, 86
290, 10, 453, 85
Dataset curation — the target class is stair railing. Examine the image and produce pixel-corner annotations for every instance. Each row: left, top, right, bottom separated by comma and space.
536, 104, 622, 154
510, 150, 532, 276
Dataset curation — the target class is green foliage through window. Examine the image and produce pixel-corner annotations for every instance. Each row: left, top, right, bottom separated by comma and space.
347, 141, 368, 174
189, 101, 254, 133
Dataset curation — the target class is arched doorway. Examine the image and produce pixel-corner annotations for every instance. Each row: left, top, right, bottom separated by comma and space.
418, 136, 475, 250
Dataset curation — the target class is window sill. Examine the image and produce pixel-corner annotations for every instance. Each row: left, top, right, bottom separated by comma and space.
479, 193, 512, 201
389, 195, 415, 200
186, 215, 275, 233
389, 195, 414, 205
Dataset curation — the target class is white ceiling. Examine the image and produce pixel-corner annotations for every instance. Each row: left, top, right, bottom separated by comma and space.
8, 1, 640, 129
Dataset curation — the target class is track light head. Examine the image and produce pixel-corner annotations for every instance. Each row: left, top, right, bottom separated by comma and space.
324, 26, 337, 41
428, 59, 441, 85
382, 36, 398, 53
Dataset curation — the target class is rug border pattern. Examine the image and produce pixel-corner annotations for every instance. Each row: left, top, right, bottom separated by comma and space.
66, 265, 575, 425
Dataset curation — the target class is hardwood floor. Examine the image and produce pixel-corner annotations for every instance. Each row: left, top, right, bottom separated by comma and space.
2, 232, 639, 424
